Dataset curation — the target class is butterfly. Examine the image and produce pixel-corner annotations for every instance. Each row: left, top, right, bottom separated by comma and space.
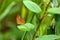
16, 14, 25, 24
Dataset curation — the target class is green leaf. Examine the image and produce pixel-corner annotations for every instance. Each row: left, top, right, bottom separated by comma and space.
17, 23, 35, 31
23, 1, 41, 13
47, 8, 60, 14
35, 35, 60, 40
0, 1, 16, 21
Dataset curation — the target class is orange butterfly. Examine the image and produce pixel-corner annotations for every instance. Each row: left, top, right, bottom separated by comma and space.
16, 15, 25, 24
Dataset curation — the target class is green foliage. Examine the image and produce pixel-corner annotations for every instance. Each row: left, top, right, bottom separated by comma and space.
0, 1, 16, 21
55, 15, 60, 37
23, 0, 41, 13
17, 23, 35, 31
0, 34, 3, 40
47, 8, 60, 14
35, 35, 60, 40
0, 0, 60, 40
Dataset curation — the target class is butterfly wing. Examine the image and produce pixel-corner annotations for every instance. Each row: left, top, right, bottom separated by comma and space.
16, 15, 25, 24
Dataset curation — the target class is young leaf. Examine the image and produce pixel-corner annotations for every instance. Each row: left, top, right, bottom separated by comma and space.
47, 8, 60, 14
17, 23, 35, 31
35, 35, 60, 40
23, 1, 41, 13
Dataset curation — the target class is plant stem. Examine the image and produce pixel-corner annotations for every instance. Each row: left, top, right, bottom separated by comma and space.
32, 1, 50, 40
21, 31, 27, 40
21, 5, 27, 20
26, 11, 34, 23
